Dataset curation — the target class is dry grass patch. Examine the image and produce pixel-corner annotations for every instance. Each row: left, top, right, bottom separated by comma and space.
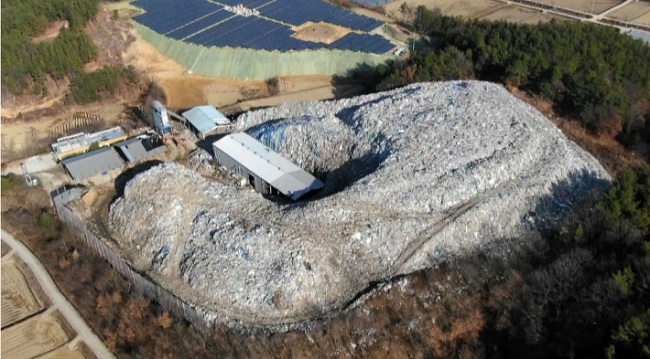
482, 5, 572, 24
527, 0, 623, 14
158, 76, 269, 109
606, 1, 650, 25
35, 345, 87, 359
385, 0, 504, 19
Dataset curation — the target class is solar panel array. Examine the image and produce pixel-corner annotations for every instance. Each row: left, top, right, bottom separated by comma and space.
330, 33, 395, 54
134, 0, 222, 34
133, 0, 394, 54
254, 0, 382, 32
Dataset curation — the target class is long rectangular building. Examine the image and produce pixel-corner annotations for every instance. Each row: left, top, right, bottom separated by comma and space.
51, 126, 127, 160
61, 147, 125, 181
213, 133, 324, 200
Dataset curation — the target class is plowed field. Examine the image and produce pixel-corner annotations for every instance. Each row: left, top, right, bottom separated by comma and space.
1, 314, 70, 359
1, 258, 43, 327
34, 345, 86, 359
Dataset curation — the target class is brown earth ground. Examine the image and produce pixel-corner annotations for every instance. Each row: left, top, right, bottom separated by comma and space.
0, 254, 86, 359
1, 313, 70, 359
606, 1, 650, 26
385, 0, 506, 19
351, 6, 393, 22
36, 345, 87, 359
385, 0, 573, 24
2, 257, 44, 328
1, 222, 89, 359
527, 0, 623, 15
293, 22, 352, 44
2, 241, 12, 256
31, 20, 69, 44
482, 5, 571, 23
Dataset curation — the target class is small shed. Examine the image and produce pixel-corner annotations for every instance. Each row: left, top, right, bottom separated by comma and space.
114, 136, 167, 163
213, 133, 324, 200
61, 147, 125, 181
182, 106, 231, 139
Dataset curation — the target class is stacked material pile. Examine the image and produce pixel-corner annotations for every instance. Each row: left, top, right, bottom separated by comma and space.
109, 81, 610, 327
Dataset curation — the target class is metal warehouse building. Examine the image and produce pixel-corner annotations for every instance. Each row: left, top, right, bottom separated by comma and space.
182, 106, 232, 139
61, 147, 125, 181
114, 135, 167, 163
213, 133, 325, 201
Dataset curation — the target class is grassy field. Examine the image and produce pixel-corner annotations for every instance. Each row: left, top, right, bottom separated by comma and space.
606, 1, 650, 26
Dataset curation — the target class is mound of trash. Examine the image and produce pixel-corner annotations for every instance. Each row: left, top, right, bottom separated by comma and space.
109, 81, 610, 327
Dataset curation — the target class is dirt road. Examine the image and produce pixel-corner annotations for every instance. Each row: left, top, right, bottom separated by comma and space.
1, 229, 115, 359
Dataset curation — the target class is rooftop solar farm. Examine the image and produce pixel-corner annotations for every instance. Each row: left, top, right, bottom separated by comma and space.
132, 0, 396, 54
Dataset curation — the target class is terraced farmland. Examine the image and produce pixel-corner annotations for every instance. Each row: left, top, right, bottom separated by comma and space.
1, 250, 90, 359
1, 314, 71, 359
1, 258, 44, 328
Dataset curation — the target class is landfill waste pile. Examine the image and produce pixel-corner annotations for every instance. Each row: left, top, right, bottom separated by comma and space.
109, 81, 610, 328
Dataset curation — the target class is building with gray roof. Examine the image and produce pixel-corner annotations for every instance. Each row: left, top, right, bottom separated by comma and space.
61, 147, 125, 181
114, 136, 167, 163
213, 133, 325, 200
182, 106, 232, 139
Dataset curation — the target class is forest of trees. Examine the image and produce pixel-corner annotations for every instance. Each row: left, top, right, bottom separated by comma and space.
378, 7, 650, 156
69, 65, 139, 104
493, 167, 650, 358
1, 0, 100, 95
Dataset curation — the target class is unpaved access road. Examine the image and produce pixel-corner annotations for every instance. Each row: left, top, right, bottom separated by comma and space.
1, 229, 116, 359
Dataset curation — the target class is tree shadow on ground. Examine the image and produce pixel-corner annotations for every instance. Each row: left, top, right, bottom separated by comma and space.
528, 169, 610, 235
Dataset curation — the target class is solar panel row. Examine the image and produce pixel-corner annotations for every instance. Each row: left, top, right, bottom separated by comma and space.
330, 33, 394, 53
134, 0, 222, 34
133, 0, 393, 54
216, 0, 275, 9
166, 10, 233, 40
